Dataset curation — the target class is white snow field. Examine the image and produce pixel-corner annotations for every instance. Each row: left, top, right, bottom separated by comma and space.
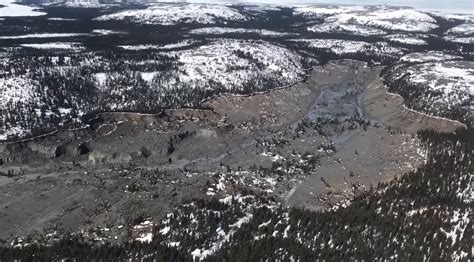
447, 23, 474, 36
92, 29, 127, 36
0, 77, 36, 108
189, 27, 293, 37
390, 61, 474, 121
105, 39, 304, 92
92, 39, 304, 108
292, 39, 400, 55
438, 13, 474, 44
294, 5, 367, 18
444, 22, 474, 44
0, 0, 45, 17
20, 42, 84, 50
95, 3, 247, 25
0, 33, 91, 40
119, 39, 199, 51
444, 36, 474, 44
307, 22, 386, 36
383, 34, 428, 45
0, 77, 38, 140
161, 39, 304, 89
404, 61, 474, 96
296, 5, 438, 33
399, 52, 462, 63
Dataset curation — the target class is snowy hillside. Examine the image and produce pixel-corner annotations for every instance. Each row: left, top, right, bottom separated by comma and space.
21, 42, 84, 50
0, 39, 305, 141
0, 2, 473, 139
385, 60, 474, 124
95, 3, 248, 25
447, 23, 474, 36
383, 34, 428, 46
189, 27, 293, 37
399, 52, 462, 63
444, 22, 474, 44
292, 39, 401, 56
296, 5, 438, 33
159, 39, 304, 91
307, 22, 386, 36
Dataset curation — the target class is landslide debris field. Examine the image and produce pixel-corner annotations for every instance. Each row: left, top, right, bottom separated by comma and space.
0, 60, 464, 245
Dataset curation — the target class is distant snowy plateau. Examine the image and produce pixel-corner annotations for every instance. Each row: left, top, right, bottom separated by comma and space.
0, 1, 473, 140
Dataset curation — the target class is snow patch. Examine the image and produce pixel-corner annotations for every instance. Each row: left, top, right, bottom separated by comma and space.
158, 39, 304, 91
384, 34, 428, 45
47, 17, 77, 21
92, 29, 126, 35
119, 39, 198, 51
307, 22, 386, 36
399, 52, 462, 63
0, 0, 45, 17
20, 42, 83, 50
189, 27, 293, 37
298, 5, 438, 33
292, 38, 400, 55
447, 23, 474, 36
0, 33, 90, 39
444, 36, 474, 44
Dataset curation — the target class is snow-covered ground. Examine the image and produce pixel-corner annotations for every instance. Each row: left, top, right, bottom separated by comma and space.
0, 33, 90, 39
118, 45, 163, 51
405, 61, 474, 95
158, 39, 304, 90
307, 22, 386, 36
189, 27, 292, 37
237, 3, 281, 15
383, 34, 428, 45
52, 0, 104, 8
296, 5, 438, 33
20, 42, 83, 50
119, 39, 199, 51
0, 76, 37, 140
399, 52, 462, 63
132, 220, 154, 243
102, 39, 304, 96
0, 77, 36, 108
294, 5, 366, 18
447, 23, 474, 36
0, 0, 45, 17
389, 60, 473, 121
95, 3, 247, 25
444, 36, 474, 44
47, 17, 77, 21
440, 14, 474, 44
292, 38, 400, 55
434, 12, 474, 22
92, 29, 126, 36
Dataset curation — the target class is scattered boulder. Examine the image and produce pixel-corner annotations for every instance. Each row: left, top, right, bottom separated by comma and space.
78, 143, 91, 155
196, 129, 217, 139
104, 153, 132, 164
55, 145, 67, 158
141, 146, 152, 158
